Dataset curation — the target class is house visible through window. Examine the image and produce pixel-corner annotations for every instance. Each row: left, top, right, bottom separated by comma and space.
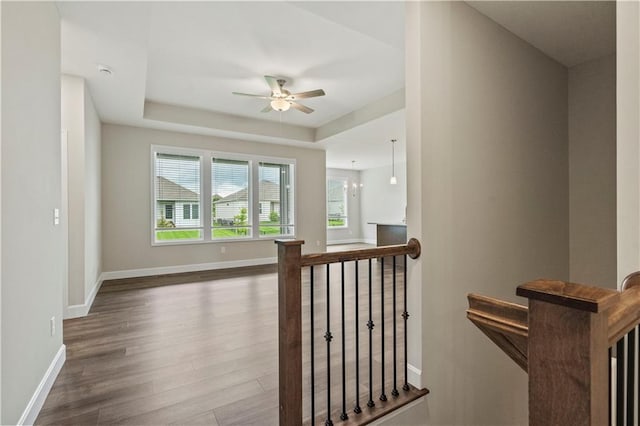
259, 162, 293, 236
212, 158, 251, 239
154, 151, 202, 242
153, 145, 295, 244
327, 177, 348, 228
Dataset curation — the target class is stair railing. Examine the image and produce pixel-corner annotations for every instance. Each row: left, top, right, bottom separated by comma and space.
468, 272, 640, 426
276, 239, 428, 426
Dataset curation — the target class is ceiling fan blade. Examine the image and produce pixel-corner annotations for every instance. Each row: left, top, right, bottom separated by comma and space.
286, 89, 325, 100
261, 104, 273, 113
264, 76, 282, 96
290, 102, 314, 114
232, 92, 271, 99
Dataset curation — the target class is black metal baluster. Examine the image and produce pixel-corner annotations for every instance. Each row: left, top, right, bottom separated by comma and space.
354, 261, 362, 414
325, 264, 333, 426
310, 266, 316, 426
380, 257, 387, 402
403, 254, 410, 392
340, 262, 348, 421
392, 255, 399, 398
628, 329, 636, 426
617, 337, 625, 426
367, 259, 375, 408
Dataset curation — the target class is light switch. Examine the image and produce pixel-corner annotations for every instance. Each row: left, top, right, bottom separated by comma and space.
54, 208, 60, 225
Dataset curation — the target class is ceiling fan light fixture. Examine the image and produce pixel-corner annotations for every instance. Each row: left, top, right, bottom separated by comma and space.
270, 98, 290, 112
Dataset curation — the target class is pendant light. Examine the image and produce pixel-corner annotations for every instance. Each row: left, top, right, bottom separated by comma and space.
390, 139, 397, 185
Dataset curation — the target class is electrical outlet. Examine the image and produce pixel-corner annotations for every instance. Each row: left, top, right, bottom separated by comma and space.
316, 240, 320, 246
221, 246, 226, 254
53, 208, 60, 225
50, 317, 55, 336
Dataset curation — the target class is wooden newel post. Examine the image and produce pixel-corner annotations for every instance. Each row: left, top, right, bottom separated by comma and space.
517, 280, 620, 426
275, 239, 305, 426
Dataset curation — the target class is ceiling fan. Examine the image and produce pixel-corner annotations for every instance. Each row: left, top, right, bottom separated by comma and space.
232, 75, 325, 114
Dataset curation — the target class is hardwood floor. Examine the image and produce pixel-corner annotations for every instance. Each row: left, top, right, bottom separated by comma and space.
36, 248, 425, 426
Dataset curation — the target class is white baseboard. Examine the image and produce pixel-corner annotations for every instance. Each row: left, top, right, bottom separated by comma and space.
363, 238, 376, 245
327, 238, 366, 245
408, 363, 422, 388
64, 273, 104, 319
101, 257, 277, 281
18, 344, 66, 426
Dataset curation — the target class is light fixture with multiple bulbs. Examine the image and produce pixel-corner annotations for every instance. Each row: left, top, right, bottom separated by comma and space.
390, 139, 397, 185
350, 160, 363, 197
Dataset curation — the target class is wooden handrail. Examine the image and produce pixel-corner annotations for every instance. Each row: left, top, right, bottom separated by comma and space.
607, 282, 640, 345
300, 238, 421, 267
469, 276, 640, 425
467, 294, 528, 371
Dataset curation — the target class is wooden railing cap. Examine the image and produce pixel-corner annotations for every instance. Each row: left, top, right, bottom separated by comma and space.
516, 279, 620, 313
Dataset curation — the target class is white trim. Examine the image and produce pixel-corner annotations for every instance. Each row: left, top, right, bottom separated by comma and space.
408, 363, 422, 389
64, 273, 104, 319
364, 238, 377, 245
101, 257, 277, 281
327, 238, 368, 245
17, 345, 66, 426
368, 395, 427, 426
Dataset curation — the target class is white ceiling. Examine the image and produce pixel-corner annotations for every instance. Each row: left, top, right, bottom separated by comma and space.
318, 109, 406, 171
58, 1, 616, 171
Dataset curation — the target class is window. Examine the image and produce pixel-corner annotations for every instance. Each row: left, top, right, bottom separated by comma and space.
182, 204, 199, 220
259, 162, 294, 236
165, 204, 174, 220
154, 151, 202, 242
327, 177, 348, 228
212, 158, 251, 239
152, 145, 295, 244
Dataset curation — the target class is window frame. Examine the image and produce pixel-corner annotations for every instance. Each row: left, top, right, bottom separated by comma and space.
326, 176, 349, 229
151, 145, 296, 246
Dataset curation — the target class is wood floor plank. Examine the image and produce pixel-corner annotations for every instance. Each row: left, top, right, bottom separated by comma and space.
36, 244, 424, 425
101, 380, 263, 425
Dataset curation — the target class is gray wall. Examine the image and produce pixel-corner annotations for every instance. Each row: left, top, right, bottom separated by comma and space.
62, 75, 102, 312
62, 75, 85, 306
84, 81, 102, 301
569, 54, 616, 288
326, 168, 362, 244
360, 163, 407, 243
1, 2, 63, 424
402, 2, 569, 424
102, 124, 326, 273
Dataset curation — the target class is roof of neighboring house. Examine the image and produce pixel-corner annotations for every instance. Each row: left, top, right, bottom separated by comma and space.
214, 180, 280, 204
156, 176, 199, 201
